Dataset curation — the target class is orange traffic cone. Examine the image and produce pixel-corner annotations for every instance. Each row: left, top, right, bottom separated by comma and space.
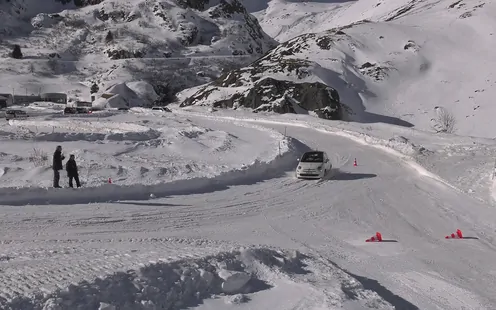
366, 232, 383, 242
353, 158, 357, 166
108, 177, 112, 184
445, 229, 463, 239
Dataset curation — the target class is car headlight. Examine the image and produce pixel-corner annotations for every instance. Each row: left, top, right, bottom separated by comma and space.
297, 166, 301, 169
317, 166, 322, 170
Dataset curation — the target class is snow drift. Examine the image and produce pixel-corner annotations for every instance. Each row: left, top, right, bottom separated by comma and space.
0, 247, 397, 310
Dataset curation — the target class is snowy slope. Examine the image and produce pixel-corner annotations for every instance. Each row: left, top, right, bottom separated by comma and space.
3, 0, 496, 309
0, 107, 291, 190
0, 0, 276, 101
2, 108, 496, 309
185, 0, 496, 138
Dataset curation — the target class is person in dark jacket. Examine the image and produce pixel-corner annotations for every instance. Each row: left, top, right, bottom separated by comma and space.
65, 154, 81, 188
52, 145, 65, 188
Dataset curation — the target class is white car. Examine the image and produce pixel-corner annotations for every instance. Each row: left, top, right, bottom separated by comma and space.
295, 151, 332, 179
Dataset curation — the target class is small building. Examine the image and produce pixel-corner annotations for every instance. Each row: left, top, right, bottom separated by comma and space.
0, 96, 8, 109
0, 94, 13, 107
13, 95, 41, 105
40, 93, 67, 104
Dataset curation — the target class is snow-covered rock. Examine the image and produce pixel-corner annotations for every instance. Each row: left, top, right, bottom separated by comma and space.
105, 82, 146, 107
180, 39, 347, 119
200, 269, 215, 286
218, 269, 251, 294
31, 13, 64, 29
125, 81, 159, 105
98, 302, 115, 310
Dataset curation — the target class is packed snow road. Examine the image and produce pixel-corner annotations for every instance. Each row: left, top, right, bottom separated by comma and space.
174, 119, 496, 309
1, 116, 496, 309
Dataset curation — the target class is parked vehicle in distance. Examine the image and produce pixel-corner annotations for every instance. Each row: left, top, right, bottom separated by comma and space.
63, 107, 77, 114
151, 106, 171, 112
295, 150, 332, 179
76, 107, 91, 114
64, 107, 91, 115
5, 109, 28, 120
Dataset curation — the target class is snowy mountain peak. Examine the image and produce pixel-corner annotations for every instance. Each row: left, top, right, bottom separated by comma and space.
0, 0, 276, 104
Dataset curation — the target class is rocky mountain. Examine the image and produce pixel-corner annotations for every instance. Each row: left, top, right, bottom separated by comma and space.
179, 35, 347, 120
0, 0, 276, 104
179, 0, 496, 136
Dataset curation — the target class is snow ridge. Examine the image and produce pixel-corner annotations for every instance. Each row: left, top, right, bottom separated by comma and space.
0, 247, 397, 310
0, 135, 305, 206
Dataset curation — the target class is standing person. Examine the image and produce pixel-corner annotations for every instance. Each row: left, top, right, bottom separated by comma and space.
65, 154, 81, 188
52, 145, 65, 188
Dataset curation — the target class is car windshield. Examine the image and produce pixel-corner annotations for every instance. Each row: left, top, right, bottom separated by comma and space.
300, 152, 324, 162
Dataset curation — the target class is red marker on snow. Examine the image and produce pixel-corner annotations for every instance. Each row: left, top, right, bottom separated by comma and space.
445, 229, 463, 239
366, 232, 382, 242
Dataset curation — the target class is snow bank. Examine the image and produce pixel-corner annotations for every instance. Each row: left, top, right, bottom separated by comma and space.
0, 246, 396, 309
8, 119, 150, 134
0, 248, 305, 309
1, 111, 294, 190
33, 130, 162, 142
0, 136, 307, 206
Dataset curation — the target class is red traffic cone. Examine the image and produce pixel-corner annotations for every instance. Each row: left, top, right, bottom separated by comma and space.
353, 158, 357, 166
366, 232, 383, 242
445, 229, 463, 239
108, 177, 112, 184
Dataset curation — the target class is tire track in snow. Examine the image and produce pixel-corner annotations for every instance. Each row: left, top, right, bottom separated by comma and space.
0, 178, 314, 239
261, 211, 399, 309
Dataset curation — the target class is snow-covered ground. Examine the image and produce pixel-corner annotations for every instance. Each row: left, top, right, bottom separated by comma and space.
0, 107, 289, 190
1, 105, 496, 309
2, 0, 496, 309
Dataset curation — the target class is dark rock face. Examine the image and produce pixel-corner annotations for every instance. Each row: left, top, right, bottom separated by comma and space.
105, 49, 144, 60
179, 22, 384, 120
181, 77, 343, 120
55, 0, 104, 7
175, 0, 211, 10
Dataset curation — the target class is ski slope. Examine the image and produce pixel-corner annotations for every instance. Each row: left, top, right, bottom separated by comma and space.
1, 107, 496, 309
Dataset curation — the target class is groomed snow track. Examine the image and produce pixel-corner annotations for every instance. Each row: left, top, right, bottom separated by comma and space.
1, 114, 496, 309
